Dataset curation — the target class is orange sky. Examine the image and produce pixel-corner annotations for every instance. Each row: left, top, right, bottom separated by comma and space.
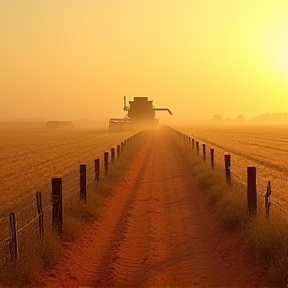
1, 0, 288, 122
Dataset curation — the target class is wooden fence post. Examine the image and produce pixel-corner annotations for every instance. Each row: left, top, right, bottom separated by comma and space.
265, 181, 271, 218
104, 152, 109, 176
52, 178, 63, 236
224, 154, 231, 185
188, 137, 191, 151
192, 139, 195, 150
210, 149, 214, 169
36, 191, 44, 240
9, 212, 18, 262
80, 164, 87, 203
111, 148, 115, 163
94, 159, 100, 183
247, 166, 257, 216
121, 142, 124, 153
117, 145, 121, 158
202, 144, 206, 162
196, 141, 199, 155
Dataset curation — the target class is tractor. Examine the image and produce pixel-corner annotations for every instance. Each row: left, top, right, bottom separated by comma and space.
109, 96, 172, 131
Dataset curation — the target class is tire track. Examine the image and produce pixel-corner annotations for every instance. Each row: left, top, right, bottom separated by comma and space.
92, 140, 157, 286
98, 134, 172, 287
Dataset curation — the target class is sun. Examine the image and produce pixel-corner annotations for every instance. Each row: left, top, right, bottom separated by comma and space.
278, 40, 288, 73
264, 20, 288, 75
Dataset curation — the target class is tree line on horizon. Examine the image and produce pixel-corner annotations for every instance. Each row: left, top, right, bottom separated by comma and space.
213, 112, 288, 122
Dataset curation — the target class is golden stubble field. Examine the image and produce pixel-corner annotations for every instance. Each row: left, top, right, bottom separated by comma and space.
176, 122, 288, 216
0, 122, 137, 220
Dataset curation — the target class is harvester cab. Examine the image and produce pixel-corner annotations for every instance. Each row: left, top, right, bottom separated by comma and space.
109, 96, 172, 131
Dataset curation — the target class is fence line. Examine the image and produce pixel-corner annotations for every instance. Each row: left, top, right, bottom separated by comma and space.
167, 126, 288, 219
0, 132, 142, 266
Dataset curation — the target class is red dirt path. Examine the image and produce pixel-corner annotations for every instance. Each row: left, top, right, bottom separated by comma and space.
37, 128, 270, 287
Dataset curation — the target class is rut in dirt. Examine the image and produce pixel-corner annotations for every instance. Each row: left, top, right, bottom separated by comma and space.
41, 128, 269, 288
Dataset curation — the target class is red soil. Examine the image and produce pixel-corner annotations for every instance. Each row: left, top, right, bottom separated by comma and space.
35, 128, 270, 287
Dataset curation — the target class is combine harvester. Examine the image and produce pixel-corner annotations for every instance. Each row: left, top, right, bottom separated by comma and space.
109, 96, 172, 131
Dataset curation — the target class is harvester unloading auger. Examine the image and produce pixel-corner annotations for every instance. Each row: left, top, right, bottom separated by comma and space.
109, 96, 172, 131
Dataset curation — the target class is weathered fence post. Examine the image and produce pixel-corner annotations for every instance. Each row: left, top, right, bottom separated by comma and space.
196, 141, 199, 155
117, 145, 121, 158
192, 139, 195, 150
104, 152, 109, 176
124, 140, 127, 148
247, 166, 257, 216
111, 148, 115, 163
202, 144, 206, 162
265, 180, 271, 218
94, 159, 100, 183
121, 142, 124, 153
9, 212, 18, 262
36, 191, 44, 240
80, 164, 87, 203
210, 149, 214, 169
52, 178, 63, 236
224, 154, 231, 185
188, 137, 191, 151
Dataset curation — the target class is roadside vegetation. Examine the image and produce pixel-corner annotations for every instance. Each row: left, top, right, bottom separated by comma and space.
171, 130, 288, 287
1, 131, 147, 287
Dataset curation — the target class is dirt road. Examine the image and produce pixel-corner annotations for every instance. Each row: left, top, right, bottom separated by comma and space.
40, 128, 269, 287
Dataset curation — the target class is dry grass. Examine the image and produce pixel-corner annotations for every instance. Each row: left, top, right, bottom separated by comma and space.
242, 216, 288, 284
1, 227, 62, 286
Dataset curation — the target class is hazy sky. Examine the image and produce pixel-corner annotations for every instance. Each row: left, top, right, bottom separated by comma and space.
1, 0, 288, 121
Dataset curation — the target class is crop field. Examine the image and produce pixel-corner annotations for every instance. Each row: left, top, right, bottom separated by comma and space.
2, 125, 279, 287
176, 123, 288, 216
0, 122, 137, 221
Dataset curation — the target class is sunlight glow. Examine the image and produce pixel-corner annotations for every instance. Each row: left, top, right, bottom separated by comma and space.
1, 0, 288, 120
262, 16, 288, 75
279, 40, 288, 73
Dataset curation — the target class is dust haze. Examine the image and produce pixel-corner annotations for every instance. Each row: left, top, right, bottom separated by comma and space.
1, 0, 288, 124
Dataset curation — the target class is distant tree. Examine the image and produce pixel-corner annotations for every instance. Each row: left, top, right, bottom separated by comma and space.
213, 114, 223, 122
237, 115, 245, 121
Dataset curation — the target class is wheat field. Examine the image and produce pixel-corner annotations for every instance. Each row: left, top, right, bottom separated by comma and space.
176, 123, 288, 216
0, 122, 136, 220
